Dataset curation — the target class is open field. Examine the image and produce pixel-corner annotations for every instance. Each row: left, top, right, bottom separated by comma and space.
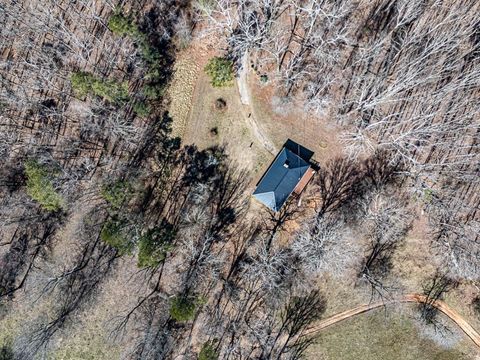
183, 67, 270, 176
306, 307, 476, 360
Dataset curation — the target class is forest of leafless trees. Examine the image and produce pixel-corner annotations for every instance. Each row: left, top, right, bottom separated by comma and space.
199, 0, 479, 283
0, 0, 479, 359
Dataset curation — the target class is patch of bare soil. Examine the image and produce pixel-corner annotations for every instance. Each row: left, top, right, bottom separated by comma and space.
237, 53, 278, 155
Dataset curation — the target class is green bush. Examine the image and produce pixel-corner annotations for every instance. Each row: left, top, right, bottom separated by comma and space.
108, 11, 139, 37
0, 344, 14, 360
423, 188, 433, 203
108, 8, 170, 105
24, 160, 63, 211
137, 226, 175, 268
101, 181, 131, 209
108, 10, 159, 66
198, 341, 218, 360
92, 79, 129, 103
143, 84, 166, 100
139, 40, 161, 64
169, 296, 197, 322
204, 57, 234, 87
71, 71, 129, 104
71, 71, 96, 97
100, 219, 133, 255
133, 102, 151, 117
144, 67, 163, 82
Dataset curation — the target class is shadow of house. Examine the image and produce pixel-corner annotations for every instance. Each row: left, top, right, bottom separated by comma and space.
253, 139, 316, 212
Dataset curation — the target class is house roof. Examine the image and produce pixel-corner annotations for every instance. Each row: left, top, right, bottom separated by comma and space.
253, 146, 311, 212
284, 138, 314, 162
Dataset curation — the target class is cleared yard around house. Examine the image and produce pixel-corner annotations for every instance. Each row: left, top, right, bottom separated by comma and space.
183, 68, 270, 175
167, 40, 345, 189
167, 43, 273, 184
247, 74, 344, 163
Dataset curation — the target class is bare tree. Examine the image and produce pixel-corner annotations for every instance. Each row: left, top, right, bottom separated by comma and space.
358, 191, 412, 299
315, 157, 361, 218
419, 271, 458, 325
292, 215, 358, 277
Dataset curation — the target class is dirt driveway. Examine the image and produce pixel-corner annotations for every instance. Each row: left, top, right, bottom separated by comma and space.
305, 293, 480, 350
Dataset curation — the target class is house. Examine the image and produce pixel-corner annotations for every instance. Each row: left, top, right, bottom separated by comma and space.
253, 139, 315, 212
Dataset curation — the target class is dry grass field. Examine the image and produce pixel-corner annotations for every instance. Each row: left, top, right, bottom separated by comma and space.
306, 307, 476, 360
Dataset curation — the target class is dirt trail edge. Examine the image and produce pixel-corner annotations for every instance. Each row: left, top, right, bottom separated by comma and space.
237, 52, 277, 155
304, 293, 480, 350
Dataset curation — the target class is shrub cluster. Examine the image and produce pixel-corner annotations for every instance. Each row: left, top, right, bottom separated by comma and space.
100, 180, 176, 267
198, 341, 218, 360
100, 218, 134, 255
108, 11, 139, 37
24, 160, 63, 211
101, 181, 132, 210
108, 8, 170, 111
137, 225, 175, 268
169, 296, 198, 322
204, 57, 234, 87
71, 72, 129, 104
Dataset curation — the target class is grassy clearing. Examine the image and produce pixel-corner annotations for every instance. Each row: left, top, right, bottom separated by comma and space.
167, 55, 199, 138
182, 66, 270, 176
306, 308, 473, 360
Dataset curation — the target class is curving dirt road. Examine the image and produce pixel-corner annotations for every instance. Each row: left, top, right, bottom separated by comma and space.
305, 293, 480, 350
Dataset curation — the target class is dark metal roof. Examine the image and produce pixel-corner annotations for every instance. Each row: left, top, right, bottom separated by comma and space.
253, 146, 311, 212
283, 138, 314, 162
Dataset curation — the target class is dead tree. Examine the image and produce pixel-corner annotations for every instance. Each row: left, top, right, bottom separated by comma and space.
358, 191, 412, 300
292, 215, 358, 277
315, 157, 361, 218
420, 271, 458, 325
261, 290, 326, 360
